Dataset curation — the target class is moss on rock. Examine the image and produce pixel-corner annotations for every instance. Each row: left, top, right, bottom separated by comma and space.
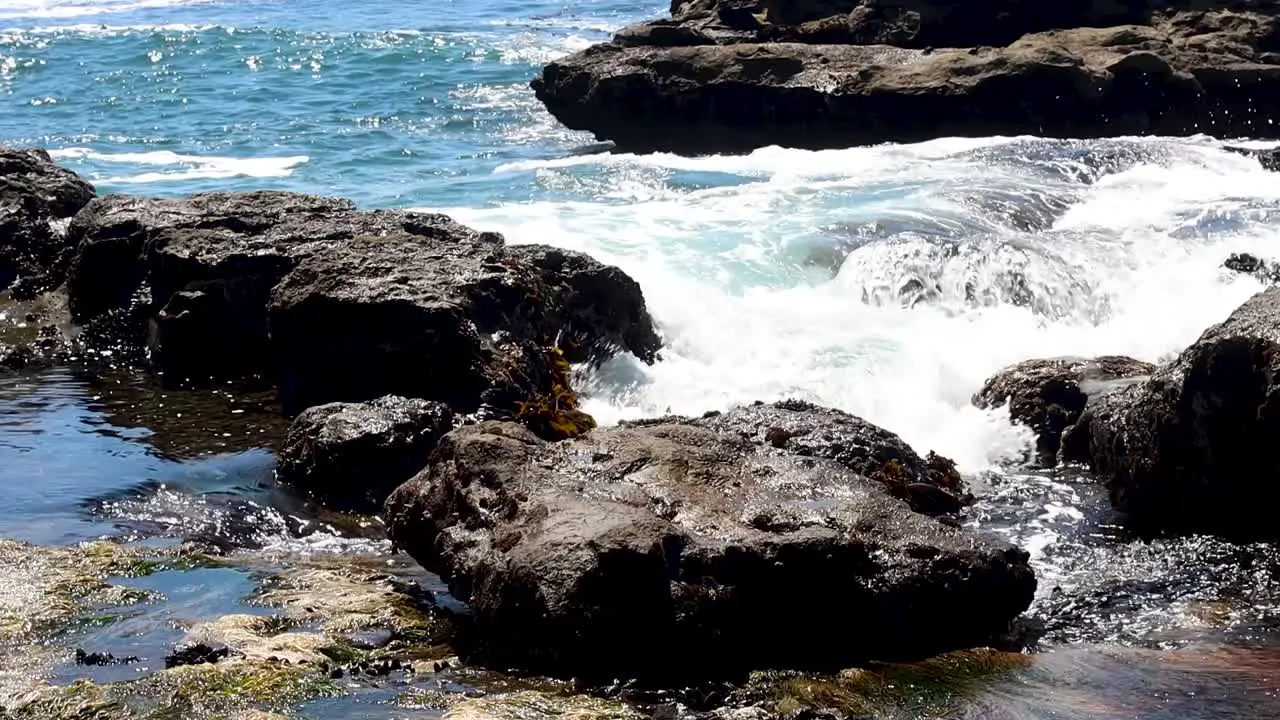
443, 690, 643, 720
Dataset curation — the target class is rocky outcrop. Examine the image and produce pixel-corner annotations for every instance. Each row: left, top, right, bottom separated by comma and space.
1224, 252, 1280, 283
276, 396, 455, 513
0, 148, 96, 296
974, 356, 1155, 466
267, 235, 659, 415
1224, 145, 1280, 171
384, 401, 1036, 681
1065, 287, 1280, 535
534, 7, 1280, 153
62, 191, 661, 421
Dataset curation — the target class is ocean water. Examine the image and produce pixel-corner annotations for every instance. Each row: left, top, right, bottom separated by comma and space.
5, 0, 1280, 717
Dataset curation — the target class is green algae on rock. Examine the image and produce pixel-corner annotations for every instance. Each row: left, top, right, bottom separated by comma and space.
443, 690, 643, 720
739, 649, 1033, 719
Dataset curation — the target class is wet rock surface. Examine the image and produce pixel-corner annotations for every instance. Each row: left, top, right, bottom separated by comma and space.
535, 7, 1280, 153
58, 189, 659, 427
974, 356, 1155, 467
0, 148, 96, 297
1068, 287, 1280, 536
1224, 252, 1280, 283
385, 401, 1036, 681
267, 233, 659, 416
277, 396, 456, 514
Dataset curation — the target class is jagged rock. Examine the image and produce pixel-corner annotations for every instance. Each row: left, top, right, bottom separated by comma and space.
267, 234, 660, 415
61, 191, 661, 423
1224, 146, 1280, 172
973, 356, 1155, 466
164, 642, 230, 668
1224, 252, 1280, 283
385, 401, 1036, 681
0, 147, 95, 295
276, 396, 455, 513
1066, 287, 1280, 535
535, 11, 1280, 154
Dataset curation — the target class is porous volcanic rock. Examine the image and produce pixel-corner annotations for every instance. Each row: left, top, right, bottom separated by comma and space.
385, 401, 1036, 681
1065, 286, 1280, 535
974, 356, 1155, 466
277, 395, 455, 513
535, 8, 1280, 153
0, 147, 96, 296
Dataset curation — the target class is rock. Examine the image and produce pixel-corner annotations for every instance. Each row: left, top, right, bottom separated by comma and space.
64, 192, 442, 383
0, 147, 96, 294
534, 11, 1280, 154
276, 395, 455, 513
267, 233, 660, 416
1224, 145, 1280, 171
384, 402, 1036, 681
691, 399, 972, 516
165, 642, 231, 668
1066, 287, 1280, 535
62, 192, 660, 424
1224, 252, 1280, 283
973, 356, 1155, 466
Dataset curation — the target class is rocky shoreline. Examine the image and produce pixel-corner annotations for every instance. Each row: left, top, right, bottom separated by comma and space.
531, 1, 1280, 154
8, 142, 1280, 713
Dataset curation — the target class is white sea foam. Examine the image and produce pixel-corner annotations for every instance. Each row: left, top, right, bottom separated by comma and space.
419, 137, 1276, 472
49, 147, 308, 182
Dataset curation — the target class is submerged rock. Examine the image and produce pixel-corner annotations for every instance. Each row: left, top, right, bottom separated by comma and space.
165, 642, 231, 669
973, 356, 1155, 467
276, 396, 455, 513
535, 10, 1280, 154
0, 147, 96, 296
1224, 146, 1280, 172
385, 401, 1036, 681
1068, 287, 1280, 535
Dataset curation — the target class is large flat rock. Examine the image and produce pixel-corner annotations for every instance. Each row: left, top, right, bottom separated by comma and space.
385, 401, 1035, 681
535, 11, 1280, 153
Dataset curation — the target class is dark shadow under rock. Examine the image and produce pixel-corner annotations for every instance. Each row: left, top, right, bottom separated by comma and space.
276, 395, 455, 514
385, 402, 1036, 683
973, 356, 1155, 467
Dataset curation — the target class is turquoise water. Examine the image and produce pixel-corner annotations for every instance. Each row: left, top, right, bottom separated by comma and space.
0, 0, 651, 205
6, 1, 1280, 717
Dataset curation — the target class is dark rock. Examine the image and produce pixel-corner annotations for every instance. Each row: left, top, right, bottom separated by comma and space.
1224, 145, 1280, 171
64, 192, 442, 383
276, 395, 455, 513
164, 642, 230, 668
267, 233, 660, 416
1224, 252, 1280, 283
384, 401, 1036, 681
973, 356, 1155, 467
675, 398, 972, 516
74, 649, 138, 666
534, 12, 1280, 154
0, 147, 96, 292
1067, 287, 1280, 536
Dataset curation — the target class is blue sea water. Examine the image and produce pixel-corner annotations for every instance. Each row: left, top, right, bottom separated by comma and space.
6, 2, 1280, 716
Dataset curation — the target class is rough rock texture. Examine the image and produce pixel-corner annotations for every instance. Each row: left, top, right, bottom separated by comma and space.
276, 396, 455, 513
535, 8, 1280, 153
0, 148, 96, 296
973, 356, 1155, 466
384, 401, 1036, 681
1224, 252, 1280, 282
63, 192, 661, 411
267, 234, 660, 415
1065, 287, 1280, 535
1225, 145, 1280, 171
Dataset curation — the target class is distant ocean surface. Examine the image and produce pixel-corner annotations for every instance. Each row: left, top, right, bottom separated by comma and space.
3, 0, 1279, 473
